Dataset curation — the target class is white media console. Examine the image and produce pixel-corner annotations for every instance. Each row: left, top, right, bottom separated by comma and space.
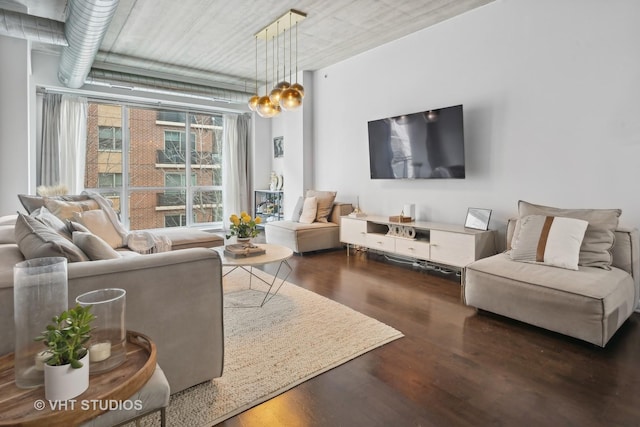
340, 215, 496, 269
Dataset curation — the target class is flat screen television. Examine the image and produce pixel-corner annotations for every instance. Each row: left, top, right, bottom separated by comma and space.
367, 104, 465, 179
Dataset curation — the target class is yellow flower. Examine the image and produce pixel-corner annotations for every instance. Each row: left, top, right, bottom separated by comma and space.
255, 216, 262, 224
242, 215, 251, 223
240, 211, 248, 218
230, 214, 238, 222
231, 217, 240, 226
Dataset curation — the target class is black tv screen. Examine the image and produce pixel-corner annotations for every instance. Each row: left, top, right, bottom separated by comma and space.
367, 104, 465, 179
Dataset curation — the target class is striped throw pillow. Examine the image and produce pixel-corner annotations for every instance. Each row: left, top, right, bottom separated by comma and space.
510, 215, 588, 270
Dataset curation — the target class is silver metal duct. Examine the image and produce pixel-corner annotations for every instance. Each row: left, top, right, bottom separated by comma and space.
86, 69, 252, 105
0, 9, 67, 46
58, 0, 119, 89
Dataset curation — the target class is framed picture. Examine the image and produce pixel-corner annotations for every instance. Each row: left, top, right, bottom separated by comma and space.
273, 136, 284, 158
464, 208, 492, 230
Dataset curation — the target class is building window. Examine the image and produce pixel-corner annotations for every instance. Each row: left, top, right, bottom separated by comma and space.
165, 214, 187, 228
98, 173, 122, 188
98, 126, 122, 151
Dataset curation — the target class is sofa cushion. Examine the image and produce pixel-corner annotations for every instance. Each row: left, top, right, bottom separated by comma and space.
150, 228, 224, 250
306, 190, 337, 223
265, 220, 340, 253
0, 214, 17, 226
510, 215, 588, 270
44, 197, 100, 220
73, 231, 122, 260
73, 209, 125, 249
14, 213, 89, 262
465, 253, 635, 346
18, 194, 92, 214
299, 196, 317, 224
518, 200, 621, 269
0, 225, 15, 244
32, 207, 72, 239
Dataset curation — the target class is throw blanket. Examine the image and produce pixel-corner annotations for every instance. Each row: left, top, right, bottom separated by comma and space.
126, 231, 172, 254
82, 191, 172, 254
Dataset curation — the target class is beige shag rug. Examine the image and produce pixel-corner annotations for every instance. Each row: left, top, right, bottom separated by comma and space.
138, 268, 403, 426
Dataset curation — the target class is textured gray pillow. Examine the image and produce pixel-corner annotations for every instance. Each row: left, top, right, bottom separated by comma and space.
305, 190, 336, 223
73, 232, 121, 261
14, 213, 89, 262
518, 200, 621, 269
32, 207, 71, 239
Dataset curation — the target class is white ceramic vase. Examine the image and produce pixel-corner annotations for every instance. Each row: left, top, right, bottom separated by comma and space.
44, 353, 89, 401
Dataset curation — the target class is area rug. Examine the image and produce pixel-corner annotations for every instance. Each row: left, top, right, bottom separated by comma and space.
137, 267, 403, 426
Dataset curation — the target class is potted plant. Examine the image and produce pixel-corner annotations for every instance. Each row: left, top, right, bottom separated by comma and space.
226, 211, 261, 243
35, 304, 95, 401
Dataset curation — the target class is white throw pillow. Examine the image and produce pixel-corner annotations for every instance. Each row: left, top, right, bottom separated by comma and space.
73, 209, 124, 249
298, 197, 318, 224
73, 231, 121, 260
510, 215, 588, 270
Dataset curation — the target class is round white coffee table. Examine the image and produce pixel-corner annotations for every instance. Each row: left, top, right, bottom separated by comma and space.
212, 243, 293, 307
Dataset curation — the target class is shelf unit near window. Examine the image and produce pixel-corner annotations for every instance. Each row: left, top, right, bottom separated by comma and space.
254, 190, 283, 228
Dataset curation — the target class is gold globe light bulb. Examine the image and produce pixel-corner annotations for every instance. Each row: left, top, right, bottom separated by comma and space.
248, 95, 260, 111
279, 87, 303, 111
276, 80, 290, 90
269, 87, 283, 105
290, 82, 304, 98
257, 95, 278, 118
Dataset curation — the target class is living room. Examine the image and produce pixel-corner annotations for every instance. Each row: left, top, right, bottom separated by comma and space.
1, 0, 639, 426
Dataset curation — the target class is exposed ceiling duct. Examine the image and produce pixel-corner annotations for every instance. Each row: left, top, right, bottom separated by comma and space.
86, 69, 251, 104
58, 0, 119, 89
0, 8, 67, 46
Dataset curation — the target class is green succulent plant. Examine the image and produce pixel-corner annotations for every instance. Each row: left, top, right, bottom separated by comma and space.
35, 304, 95, 369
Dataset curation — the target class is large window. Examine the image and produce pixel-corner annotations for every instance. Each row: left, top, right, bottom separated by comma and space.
85, 103, 224, 230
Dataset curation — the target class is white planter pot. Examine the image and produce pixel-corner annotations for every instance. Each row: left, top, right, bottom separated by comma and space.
44, 353, 89, 401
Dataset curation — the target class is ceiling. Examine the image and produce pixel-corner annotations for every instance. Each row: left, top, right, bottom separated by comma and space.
5, 0, 493, 93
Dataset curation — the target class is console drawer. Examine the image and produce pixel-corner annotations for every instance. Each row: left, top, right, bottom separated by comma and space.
395, 238, 430, 259
365, 233, 395, 252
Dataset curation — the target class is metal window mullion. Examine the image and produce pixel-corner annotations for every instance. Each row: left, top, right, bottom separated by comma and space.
185, 115, 193, 226
121, 106, 130, 229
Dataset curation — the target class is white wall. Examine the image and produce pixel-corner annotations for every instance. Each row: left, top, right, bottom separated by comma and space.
261, 71, 313, 218
311, 0, 640, 235
0, 36, 32, 214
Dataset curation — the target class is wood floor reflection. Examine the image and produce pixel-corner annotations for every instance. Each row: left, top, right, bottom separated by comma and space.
218, 248, 640, 427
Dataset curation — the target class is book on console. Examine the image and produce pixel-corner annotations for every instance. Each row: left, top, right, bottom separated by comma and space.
224, 243, 266, 258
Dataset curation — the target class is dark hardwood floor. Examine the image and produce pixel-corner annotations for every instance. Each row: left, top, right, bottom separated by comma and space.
218, 247, 640, 427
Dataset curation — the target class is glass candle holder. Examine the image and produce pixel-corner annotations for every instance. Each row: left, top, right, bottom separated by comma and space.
75, 288, 126, 374
13, 257, 68, 389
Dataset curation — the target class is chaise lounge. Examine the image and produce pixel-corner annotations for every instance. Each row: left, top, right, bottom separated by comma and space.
463, 201, 639, 347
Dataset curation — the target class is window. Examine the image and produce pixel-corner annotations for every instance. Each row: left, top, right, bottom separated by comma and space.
98, 126, 122, 151
165, 214, 187, 228
98, 173, 122, 188
85, 104, 225, 230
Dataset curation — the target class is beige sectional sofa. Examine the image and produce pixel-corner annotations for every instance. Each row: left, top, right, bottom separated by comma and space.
0, 195, 226, 393
464, 202, 639, 347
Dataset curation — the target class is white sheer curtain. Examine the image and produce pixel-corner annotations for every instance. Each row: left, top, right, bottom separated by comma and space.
222, 113, 251, 230
58, 96, 88, 194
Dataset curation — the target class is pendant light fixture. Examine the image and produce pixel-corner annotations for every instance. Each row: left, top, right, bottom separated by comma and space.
254, 9, 306, 118
248, 35, 259, 111
279, 12, 303, 111
289, 19, 305, 98
256, 28, 278, 118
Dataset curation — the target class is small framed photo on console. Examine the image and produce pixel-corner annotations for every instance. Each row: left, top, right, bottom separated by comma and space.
464, 208, 492, 230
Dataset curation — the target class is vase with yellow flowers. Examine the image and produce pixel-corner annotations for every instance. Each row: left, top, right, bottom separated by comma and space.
226, 212, 261, 243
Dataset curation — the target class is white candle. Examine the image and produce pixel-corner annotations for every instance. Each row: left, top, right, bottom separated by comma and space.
34, 351, 51, 371
89, 342, 111, 362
